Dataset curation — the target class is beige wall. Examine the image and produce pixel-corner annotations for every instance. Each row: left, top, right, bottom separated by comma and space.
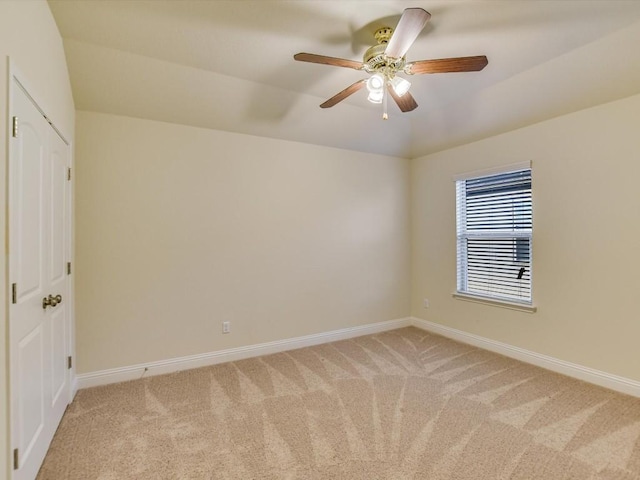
412, 92, 640, 382
75, 112, 411, 373
0, 1, 75, 477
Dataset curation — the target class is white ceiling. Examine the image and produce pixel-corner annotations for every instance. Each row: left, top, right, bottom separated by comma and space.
49, 0, 640, 158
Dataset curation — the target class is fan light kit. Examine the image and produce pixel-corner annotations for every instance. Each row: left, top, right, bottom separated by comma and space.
294, 7, 489, 120
389, 76, 411, 97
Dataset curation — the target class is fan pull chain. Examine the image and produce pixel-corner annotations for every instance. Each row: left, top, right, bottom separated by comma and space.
382, 81, 389, 120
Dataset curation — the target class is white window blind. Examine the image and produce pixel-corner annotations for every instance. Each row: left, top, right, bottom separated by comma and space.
456, 167, 532, 304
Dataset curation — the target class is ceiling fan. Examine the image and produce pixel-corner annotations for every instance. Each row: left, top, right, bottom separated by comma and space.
294, 7, 488, 119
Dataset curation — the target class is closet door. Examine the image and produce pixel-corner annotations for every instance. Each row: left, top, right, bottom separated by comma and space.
45, 124, 71, 444
9, 78, 71, 480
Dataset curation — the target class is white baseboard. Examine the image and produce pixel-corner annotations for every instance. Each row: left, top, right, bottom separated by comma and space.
76, 317, 412, 389
411, 317, 640, 398
76, 315, 640, 397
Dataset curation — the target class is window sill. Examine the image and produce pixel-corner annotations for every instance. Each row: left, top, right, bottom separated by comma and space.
452, 292, 537, 313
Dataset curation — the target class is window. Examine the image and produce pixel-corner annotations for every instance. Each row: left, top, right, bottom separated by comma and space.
455, 165, 532, 305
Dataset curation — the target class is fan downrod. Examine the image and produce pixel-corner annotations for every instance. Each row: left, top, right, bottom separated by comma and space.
374, 27, 393, 44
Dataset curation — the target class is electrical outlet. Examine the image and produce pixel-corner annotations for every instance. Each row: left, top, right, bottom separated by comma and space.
222, 321, 231, 334
423, 298, 430, 308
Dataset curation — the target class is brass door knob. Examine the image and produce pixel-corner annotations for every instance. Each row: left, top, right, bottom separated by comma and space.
42, 294, 63, 309
42, 296, 54, 309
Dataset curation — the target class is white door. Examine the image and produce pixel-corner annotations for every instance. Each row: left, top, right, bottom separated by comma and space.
9, 78, 71, 480
45, 123, 71, 441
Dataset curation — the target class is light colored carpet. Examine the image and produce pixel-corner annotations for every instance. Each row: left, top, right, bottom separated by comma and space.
38, 327, 640, 479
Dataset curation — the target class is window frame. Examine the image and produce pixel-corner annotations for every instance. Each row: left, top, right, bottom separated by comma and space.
453, 162, 536, 312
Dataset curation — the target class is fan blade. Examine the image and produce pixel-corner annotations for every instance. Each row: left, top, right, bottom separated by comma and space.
407, 55, 488, 74
294, 53, 364, 70
387, 85, 418, 112
320, 80, 366, 108
384, 8, 431, 59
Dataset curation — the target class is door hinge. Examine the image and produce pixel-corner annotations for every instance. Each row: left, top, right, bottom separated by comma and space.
68, 356, 73, 369
12, 283, 17, 304
67, 167, 71, 181
67, 262, 72, 275
12, 116, 18, 138
13, 448, 18, 470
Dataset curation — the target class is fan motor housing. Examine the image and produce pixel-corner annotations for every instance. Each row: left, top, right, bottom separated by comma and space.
363, 27, 406, 73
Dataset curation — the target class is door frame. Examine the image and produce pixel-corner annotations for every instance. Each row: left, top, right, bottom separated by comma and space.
6, 61, 75, 477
